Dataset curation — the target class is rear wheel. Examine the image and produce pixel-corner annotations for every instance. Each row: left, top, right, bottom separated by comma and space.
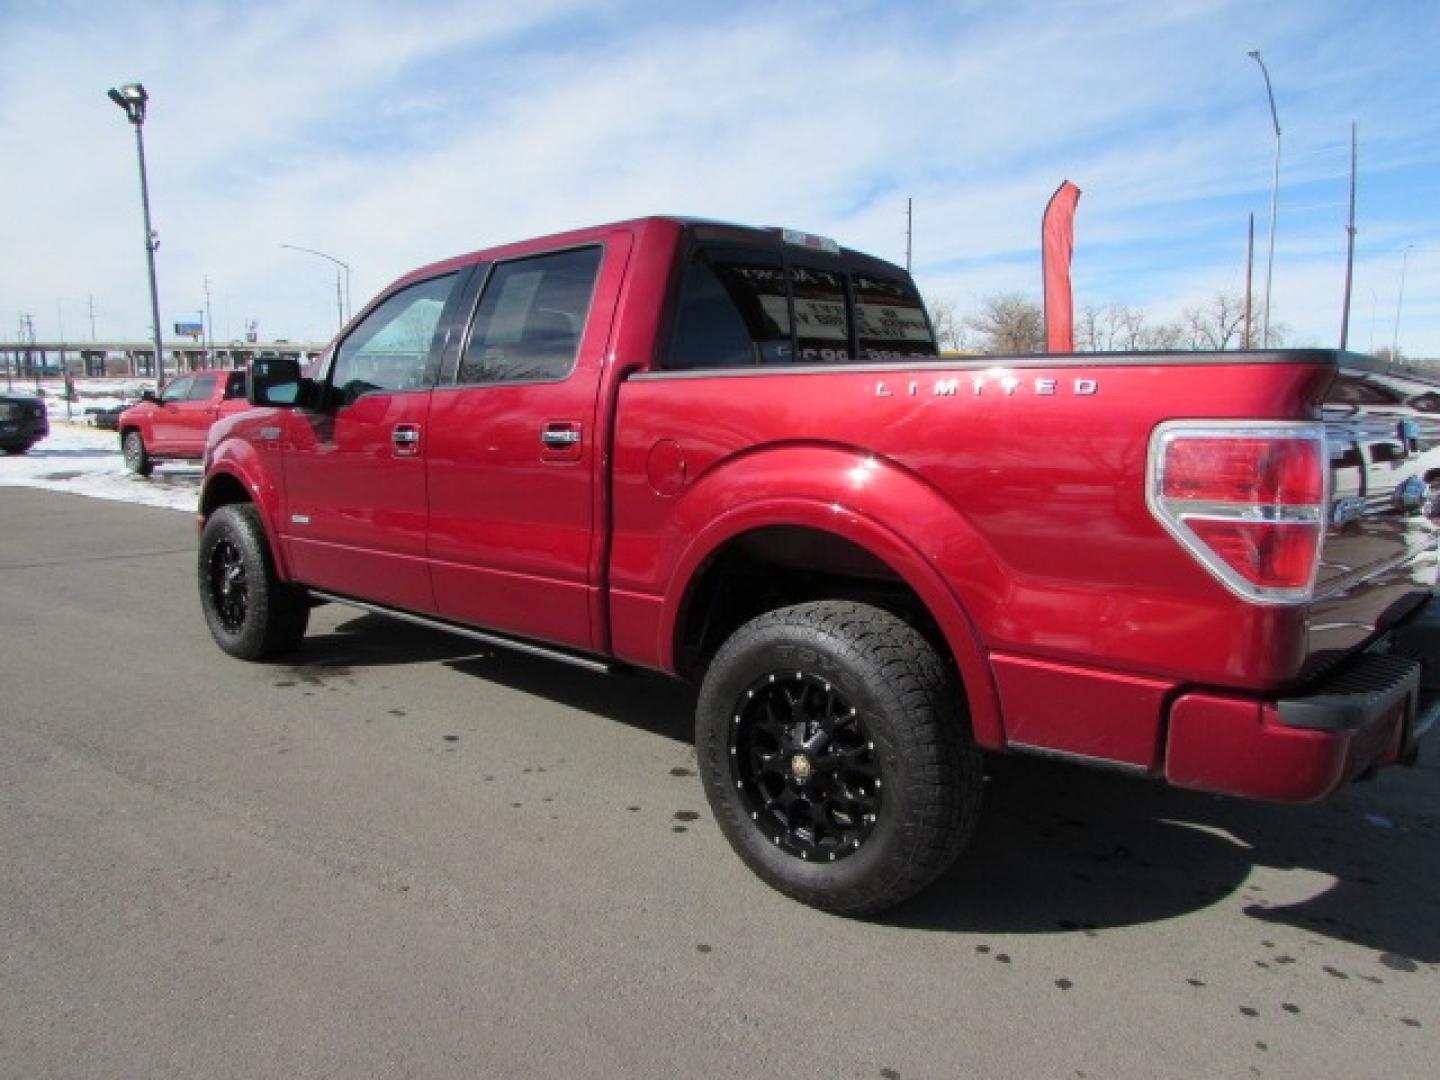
198, 504, 309, 660
696, 600, 982, 915
122, 430, 153, 476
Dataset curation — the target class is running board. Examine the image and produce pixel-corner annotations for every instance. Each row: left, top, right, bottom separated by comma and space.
307, 589, 615, 675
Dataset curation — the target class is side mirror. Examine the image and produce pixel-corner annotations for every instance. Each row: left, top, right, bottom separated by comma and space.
249, 357, 313, 408
140, 389, 158, 403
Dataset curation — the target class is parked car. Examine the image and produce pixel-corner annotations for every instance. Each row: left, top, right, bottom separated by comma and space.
117, 368, 249, 475
198, 216, 1438, 915
0, 393, 48, 454
85, 401, 131, 431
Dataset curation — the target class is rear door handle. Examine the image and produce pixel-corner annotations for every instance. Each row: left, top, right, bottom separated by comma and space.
392, 424, 421, 456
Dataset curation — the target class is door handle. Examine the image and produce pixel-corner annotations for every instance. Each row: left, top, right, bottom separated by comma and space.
392, 424, 421, 455
541, 428, 581, 448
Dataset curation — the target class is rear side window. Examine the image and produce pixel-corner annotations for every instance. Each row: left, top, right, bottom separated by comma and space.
458, 246, 602, 384
224, 370, 248, 399
188, 374, 218, 400
669, 251, 791, 369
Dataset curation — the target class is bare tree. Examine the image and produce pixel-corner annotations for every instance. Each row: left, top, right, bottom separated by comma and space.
1176, 293, 1291, 351
926, 297, 967, 353
1076, 303, 1159, 352
966, 293, 1045, 354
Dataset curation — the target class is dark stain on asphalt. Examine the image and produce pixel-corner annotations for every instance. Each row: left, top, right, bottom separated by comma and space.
995, 953, 1011, 964
1379, 952, 1418, 972
674, 811, 700, 822
510, 802, 521, 809
1282, 1003, 1300, 1014
274, 681, 298, 688
1255, 1041, 1268, 1052
443, 734, 459, 742
1401, 1017, 1422, 1028
1187, 978, 1206, 988
1240, 1007, 1259, 1017
696, 943, 712, 954
1055, 978, 1073, 990
672, 825, 688, 833
389, 708, 406, 717
975, 944, 991, 954
670, 766, 695, 777
880, 1069, 900, 1080
1322, 965, 1349, 980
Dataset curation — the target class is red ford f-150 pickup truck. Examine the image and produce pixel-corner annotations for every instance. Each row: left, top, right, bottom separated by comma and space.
120, 367, 249, 475
197, 216, 1439, 914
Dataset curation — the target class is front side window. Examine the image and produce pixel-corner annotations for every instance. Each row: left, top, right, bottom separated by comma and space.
188, 374, 218, 401
160, 376, 194, 403
331, 273, 458, 406
457, 247, 602, 385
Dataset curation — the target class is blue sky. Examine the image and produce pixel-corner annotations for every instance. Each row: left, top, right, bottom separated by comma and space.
1, 0, 1437, 355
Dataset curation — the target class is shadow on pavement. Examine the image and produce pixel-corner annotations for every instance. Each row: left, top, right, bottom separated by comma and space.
297, 611, 1440, 962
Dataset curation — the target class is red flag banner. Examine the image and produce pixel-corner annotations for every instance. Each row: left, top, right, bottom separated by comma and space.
1042, 180, 1082, 353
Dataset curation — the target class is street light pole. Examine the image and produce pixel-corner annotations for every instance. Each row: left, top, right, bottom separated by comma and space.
1392, 244, 1415, 363
279, 244, 352, 333
1248, 50, 1281, 348
108, 82, 166, 388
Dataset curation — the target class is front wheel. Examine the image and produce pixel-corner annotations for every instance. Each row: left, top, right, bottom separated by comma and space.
696, 601, 982, 916
0, 442, 33, 456
122, 430, 153, 476
198, 504, 309, 660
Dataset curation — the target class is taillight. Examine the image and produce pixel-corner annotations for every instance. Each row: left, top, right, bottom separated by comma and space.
1148, 422, 1327, 603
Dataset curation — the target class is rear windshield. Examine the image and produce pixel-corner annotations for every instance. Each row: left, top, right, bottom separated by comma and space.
666, 245, 936, 370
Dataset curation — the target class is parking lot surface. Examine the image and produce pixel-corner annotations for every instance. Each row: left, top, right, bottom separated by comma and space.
1, 487, 1435, 1078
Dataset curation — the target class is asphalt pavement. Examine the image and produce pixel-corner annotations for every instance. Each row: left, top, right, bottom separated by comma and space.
1, 487, 1435, 1079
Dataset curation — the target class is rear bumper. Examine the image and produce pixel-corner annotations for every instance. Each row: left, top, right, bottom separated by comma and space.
1165, 595, 1440, 802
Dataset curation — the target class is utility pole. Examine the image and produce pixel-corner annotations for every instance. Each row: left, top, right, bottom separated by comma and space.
203, 274, 214, 366
1249, 50, 1281, 347
107, 82, 166, 388
1243, 212, 1255, 349
905, 197, 913, 273
1392, 244, 1415, 363
1339, 122, 1357, 351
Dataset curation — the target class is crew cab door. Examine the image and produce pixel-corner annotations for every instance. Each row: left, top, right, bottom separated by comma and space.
278, 270, 468, 613
171, 372, 223, 456
425, 236, 629, 649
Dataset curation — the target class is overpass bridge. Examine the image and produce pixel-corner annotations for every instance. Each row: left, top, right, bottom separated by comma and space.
1, 340, 328, 380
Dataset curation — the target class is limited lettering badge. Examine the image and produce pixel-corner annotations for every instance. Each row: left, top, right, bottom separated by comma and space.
874, 376, 1098, 398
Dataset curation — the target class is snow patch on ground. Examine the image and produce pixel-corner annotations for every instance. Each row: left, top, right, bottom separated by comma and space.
0, 417, 200, 514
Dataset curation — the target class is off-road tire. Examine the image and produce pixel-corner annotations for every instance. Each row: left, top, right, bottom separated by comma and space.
696, 600, 982, 916
122, 430, 153, 476
198, 504, 309, 661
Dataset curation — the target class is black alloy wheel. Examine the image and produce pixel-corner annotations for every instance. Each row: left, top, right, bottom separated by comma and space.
730, 670, 881, 862
208, 537, 249, 634
697, 600, 983, 915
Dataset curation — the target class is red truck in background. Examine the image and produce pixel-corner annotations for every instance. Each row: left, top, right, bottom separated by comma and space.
119, 367, 249, 475
196, 216, 1440, 915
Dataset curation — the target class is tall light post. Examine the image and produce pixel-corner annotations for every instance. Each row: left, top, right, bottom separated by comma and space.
1392, 243, 1416, 363
1248, 50, 1281, 348
107, 82, 166, 388
280, 244, 351, 333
